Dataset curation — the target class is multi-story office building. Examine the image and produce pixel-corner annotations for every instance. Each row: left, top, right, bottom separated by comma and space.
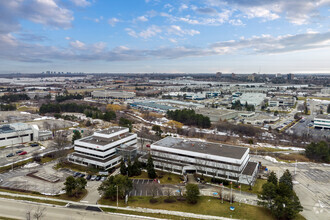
140, 137, 258, 185
314, 114, 330, 129
68, 127, 137, 170
0, 123, 39, 147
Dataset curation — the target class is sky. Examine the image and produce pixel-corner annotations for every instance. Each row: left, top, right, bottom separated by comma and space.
0, 0, 330, 74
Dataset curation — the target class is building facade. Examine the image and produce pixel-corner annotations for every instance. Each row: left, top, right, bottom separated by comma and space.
68, 127, 137, 170
140, 137, 258, 185
314, 114, 330, 129
0, 123, 39, 147
268, 97, 296, 107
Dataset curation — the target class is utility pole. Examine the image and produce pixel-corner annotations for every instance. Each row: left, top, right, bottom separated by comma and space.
117, 185, 118, 210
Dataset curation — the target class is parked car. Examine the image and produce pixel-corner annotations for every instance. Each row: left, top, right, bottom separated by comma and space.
86, 174, 92, 180
91, 175, 97, 181
100, 177, 106, 181
6, 153, 14, 157
18, 151, 27, 156
79, 173, 85, 178
96, 176, 101, 181
16, 150, 23, 154
73, 172, 81, 177
30, 143, 39, 147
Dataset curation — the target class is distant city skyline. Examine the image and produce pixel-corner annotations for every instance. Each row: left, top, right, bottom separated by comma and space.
0, 0, 330, 74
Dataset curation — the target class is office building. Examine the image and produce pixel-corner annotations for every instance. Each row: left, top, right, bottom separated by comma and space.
314, 114, 330, 129
140, 137, 258, 185
91, 90, 136, 100
68, 127, 137, 170
268, 97, 296, 107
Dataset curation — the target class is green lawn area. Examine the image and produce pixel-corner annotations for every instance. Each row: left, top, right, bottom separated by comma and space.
0, 194, 67, 206
239, 179, 267, 195
99, 196, 274, 220
130, 171, 183, 184
55, 161, 99, 174
0, 188, 87, 202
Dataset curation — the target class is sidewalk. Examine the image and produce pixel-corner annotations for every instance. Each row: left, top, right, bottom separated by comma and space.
0, 191, 236, 220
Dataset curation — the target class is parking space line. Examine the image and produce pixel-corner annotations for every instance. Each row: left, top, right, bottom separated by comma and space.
142, 179, 145, 184
140, 190, 142, 196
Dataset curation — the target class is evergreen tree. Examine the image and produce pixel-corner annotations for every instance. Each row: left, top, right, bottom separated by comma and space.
147, 155, 157, 179
120, 159, 127, 176
279, 169, 293, 190
267, 171, 278, 186
64, 176, 76, 196
186, 184, 200, 204
72, 130, 82, 144
127, 159, 133, 177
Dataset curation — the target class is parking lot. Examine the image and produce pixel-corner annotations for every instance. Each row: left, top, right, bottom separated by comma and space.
129, 179, 163, 197
0, 144, 43, 167
289, 116, 330, 139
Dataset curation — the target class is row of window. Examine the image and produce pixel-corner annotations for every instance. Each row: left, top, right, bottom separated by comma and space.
0, 134, 30, 141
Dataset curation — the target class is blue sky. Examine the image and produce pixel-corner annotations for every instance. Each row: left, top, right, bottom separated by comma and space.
0, 0, 330, 74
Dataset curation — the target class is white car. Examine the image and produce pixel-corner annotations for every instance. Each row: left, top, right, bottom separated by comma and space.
91, 175, 97, 181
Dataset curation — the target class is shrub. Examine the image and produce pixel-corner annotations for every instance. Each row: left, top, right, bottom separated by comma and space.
149, 198, 158, 204
164, 198, 176, 203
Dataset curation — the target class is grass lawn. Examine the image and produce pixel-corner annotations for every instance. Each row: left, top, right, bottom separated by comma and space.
239, 179, 267, 195
0, 194, 67, 206
55, 162, 99, 174
129, 171, 182, 184
101, 207, 199, 220
0, 188, 87, 202
0, 159, 33, 173
275, 153, 309, 163
99, 196, 274, 220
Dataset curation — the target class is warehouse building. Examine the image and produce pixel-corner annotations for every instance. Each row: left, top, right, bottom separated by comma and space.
129, 101, 177, 113
68, 127, 138, 170
0, 123, 39, 147
91, 90, 136, 100
268, 97, 296, 107
140, 137, 258, 185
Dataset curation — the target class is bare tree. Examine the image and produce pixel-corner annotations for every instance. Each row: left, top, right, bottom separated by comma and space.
150, 182, 160, 198
33, 207, 46, 220
51, 131, 68, 160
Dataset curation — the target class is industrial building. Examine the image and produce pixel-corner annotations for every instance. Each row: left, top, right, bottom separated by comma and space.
268, 97, 296, 107
314, 114, 330, 129
129, 102, 177, 113
91, 90, 136, 100
68, 127, 138, 170
232, 93, 266, 106
140, 137, 258, 185
0, 123, 39, 147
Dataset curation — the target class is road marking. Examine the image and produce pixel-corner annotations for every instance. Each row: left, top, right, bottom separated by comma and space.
140, 190, 142, 196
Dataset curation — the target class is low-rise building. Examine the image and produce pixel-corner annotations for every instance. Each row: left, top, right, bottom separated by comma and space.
314, 114, 330, 129
68, 127, 137, 170
0, 123, 39, 147
140, 137, 258, 185
91, 90, 136, 100
268, 97, 296, 107
129, 102, 177, 113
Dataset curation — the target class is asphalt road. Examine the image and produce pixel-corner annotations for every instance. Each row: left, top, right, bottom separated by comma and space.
0, 198, 146, 220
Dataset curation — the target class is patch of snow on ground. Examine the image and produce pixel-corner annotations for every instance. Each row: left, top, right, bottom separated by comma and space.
34, 116, 55, 121
23, 162, 40, 168
20, 111, 31, 114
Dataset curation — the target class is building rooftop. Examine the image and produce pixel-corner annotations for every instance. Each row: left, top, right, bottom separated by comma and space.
315, 114, 330, 120
78, 132, 133, 146
242, 161, 258, 176
131, 102, 176, 111
96, 127, 126, 135
0, 125, 14, 134
152, 137, 248, 160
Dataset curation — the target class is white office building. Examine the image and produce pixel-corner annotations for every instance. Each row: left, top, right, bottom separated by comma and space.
0, 123, 39, 147
68, 127, 138, 170
140, 137, 258, 185
268, 97, 296, 107
314, 114, 330, 129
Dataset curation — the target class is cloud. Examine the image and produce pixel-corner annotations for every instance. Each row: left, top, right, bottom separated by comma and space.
196, 8, 218, 14
70, 0, 91, 7
1, 30, 330, 64
210, 32, 330, 54
139, 25, 162, 38
207, 0, 330, 24
167, 25, 200, 36
70, 40, 85, 49
0, 0, 73, 33
136, 16, 148, 22
108, 18, 120, 27
179, 4, 189, 11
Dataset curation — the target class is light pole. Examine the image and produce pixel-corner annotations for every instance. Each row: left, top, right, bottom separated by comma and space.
239, 184, 241, 206
230, 181, 232, 204
117, 185, 118, 210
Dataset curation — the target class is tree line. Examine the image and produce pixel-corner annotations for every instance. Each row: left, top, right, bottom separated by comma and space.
166, 109, 211, 128
0, 93, 30, 103
0, 103, 16, 111
305, 141, 329, 163
55, 94, 83, 102
39, 103, 116, 122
